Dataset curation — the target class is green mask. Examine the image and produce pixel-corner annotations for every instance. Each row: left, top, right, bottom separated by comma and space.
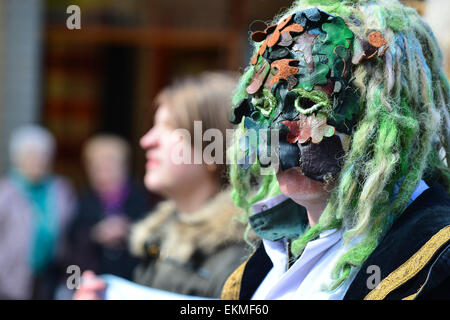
231, 8, 387, 182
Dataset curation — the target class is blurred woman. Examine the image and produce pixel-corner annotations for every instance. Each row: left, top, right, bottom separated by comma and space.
74, 72, 249, 299
69, 135, 153, 281
0, 125, 75, 299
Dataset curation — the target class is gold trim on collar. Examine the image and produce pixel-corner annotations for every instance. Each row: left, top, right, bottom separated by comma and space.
402, 283, 425, 300
364, 225, 450, 300
221, 260, 248, 300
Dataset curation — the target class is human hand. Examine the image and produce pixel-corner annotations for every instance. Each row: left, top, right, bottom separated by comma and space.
90, 215, 130, 248
72, 270, 107, 300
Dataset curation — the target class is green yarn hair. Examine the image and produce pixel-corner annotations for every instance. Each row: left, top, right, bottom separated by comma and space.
228, 118, 282, 247
229, 0, 450, 290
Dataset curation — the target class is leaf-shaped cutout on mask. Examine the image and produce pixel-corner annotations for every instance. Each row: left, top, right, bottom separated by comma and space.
309, 112, 335, 143
296, 58, 330, 91
267, 15, 294, 47
294, 8, 329, 27
270, 59, 299, 89
281, 24, 304, 40
368, 31, 387, 48
314, 16, 354, 81
278, 32, 293, 47
281, 112, 335, 145
250, 40, 269, 65
246, 59, 270, 94
268, 47, 290, 60
293, 32, 318, 74
319, 17, 354, 49
281, 116, 305, 144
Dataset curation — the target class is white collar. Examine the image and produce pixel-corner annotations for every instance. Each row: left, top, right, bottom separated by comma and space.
252, 180, 430, 299
253, 228, 347, 299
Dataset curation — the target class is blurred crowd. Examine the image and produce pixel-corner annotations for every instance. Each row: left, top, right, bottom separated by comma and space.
0, 126, 154, 299
0, 71, 248, 300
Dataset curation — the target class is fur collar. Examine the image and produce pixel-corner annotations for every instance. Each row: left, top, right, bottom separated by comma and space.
129, 189, 246, 262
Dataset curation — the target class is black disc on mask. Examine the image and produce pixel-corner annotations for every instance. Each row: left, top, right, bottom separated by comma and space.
279, 140, 301, 171
299, 135, 345, 182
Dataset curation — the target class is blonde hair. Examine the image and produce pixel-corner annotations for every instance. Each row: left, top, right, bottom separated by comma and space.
155, 71, 238, 181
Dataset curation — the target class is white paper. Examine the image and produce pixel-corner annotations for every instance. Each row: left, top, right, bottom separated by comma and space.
100, 274, 215, 300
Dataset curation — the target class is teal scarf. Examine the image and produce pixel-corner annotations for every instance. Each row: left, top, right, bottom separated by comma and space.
11, 170, 58, 275
249, 198, 309, 241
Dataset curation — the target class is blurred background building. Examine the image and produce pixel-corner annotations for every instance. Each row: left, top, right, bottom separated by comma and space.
0, 0, 448, 189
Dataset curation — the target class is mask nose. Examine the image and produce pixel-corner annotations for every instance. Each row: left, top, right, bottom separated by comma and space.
278, 140, 301, 171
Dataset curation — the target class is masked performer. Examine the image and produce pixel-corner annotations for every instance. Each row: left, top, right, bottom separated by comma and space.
223, 0, 450, 300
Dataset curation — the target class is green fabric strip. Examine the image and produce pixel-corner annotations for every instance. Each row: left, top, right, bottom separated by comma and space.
249, 198, 309, 241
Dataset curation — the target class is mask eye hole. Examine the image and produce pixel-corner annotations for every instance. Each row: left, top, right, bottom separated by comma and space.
298, 98, 316, 110
292, 88, 331, 115
295, 97, 323, 115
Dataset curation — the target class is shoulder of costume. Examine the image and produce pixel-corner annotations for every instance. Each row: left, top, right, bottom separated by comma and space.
221, 243, 272, 300
345, 183, 450, 300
